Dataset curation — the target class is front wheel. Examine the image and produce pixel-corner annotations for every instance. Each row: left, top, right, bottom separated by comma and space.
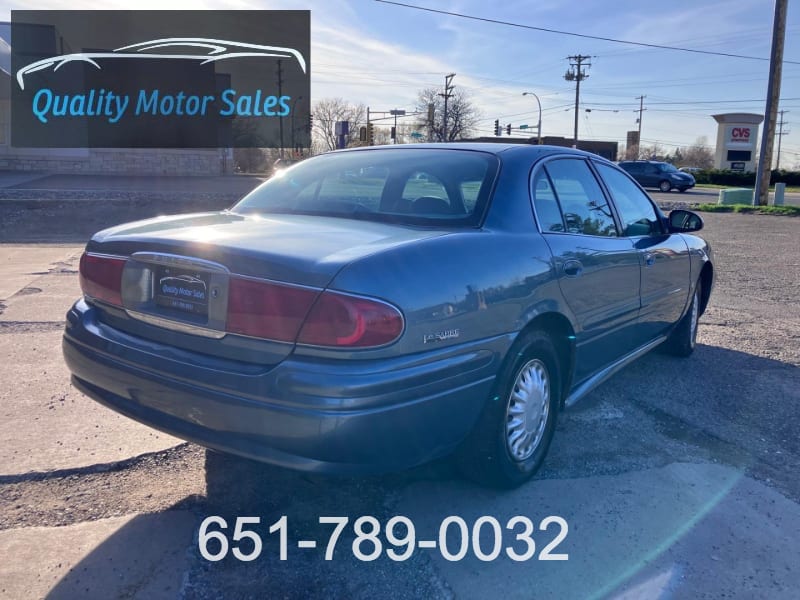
659, 180, 672, 193
663, 283, 700, 356
457, 331, 561, 488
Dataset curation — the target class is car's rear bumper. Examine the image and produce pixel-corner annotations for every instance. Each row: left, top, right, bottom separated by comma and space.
63, 299, 506, 474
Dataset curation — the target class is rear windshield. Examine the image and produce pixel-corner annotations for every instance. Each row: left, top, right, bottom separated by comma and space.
232, 148, 499, 227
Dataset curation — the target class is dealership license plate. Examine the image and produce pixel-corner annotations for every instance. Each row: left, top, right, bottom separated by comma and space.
154, 266, 210, 316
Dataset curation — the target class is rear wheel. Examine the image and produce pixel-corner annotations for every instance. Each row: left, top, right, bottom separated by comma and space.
458, 331, 560, 488
664, 282, 700, 356
659, 180, 672, 193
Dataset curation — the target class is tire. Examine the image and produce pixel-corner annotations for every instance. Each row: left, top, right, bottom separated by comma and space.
457, 331, 561, 488
659, 180, 672, 193
663, 282, 701, 357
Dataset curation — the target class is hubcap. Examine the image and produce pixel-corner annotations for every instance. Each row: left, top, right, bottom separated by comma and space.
689, 289, 699, 347
505, 359, 550, 461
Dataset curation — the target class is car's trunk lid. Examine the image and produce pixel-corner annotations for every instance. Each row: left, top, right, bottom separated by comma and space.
84, 211, 449, 365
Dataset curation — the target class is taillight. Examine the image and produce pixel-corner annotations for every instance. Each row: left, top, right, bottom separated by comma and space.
297, 291, 404, 348
79, 252, 126, 306
226, 277, 318, 341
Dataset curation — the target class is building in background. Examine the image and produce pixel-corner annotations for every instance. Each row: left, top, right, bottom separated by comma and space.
463, 135, 618, 161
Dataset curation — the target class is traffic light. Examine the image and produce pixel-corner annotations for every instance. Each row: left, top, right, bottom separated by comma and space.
359, 126, 367, 142
367, 122, 375, 146
390, 126, 397, 141
494, 119, 500, 136
506, 123, 512, 135
308, 114, 313, 133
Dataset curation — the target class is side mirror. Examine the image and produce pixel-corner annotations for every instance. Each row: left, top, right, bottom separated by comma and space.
669, 209, 704, 233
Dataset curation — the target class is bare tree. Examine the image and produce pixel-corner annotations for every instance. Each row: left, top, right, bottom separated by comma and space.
678, 137, 715, 169
640, 142, 667, 161
311, 98, 367, 153
231, 119, 267, 172
415, 87, 479, 142
622, 144, 639, 160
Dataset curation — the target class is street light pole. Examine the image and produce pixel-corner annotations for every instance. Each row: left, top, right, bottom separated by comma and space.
522, 92, 542, 145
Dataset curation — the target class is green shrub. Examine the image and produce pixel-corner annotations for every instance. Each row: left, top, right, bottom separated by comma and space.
693, 169, 800, 187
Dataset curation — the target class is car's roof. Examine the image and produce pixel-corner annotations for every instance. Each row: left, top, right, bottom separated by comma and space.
330, 143, 609, 162
619, 159, 667, 164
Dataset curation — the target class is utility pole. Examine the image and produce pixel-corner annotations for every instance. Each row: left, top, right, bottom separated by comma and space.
753, 0, 787, 205
277, 60, 284, 158
635, 95, 646, 158
776, 110, 790, 169
439, 73, 455, 142
564, 55, 591, 148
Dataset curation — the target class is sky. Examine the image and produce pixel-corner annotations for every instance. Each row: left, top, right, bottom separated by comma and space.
2, 0, 799, 167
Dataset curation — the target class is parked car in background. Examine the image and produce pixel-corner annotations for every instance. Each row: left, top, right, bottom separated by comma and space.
63, 144, 713, 488
679, 166, 704, 174
619, 160, 696, 192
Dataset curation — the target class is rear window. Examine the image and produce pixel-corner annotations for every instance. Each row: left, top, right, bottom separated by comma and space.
232, 149, 499, 227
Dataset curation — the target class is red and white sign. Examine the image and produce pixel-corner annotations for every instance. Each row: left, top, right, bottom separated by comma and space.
728, 126, 753, 145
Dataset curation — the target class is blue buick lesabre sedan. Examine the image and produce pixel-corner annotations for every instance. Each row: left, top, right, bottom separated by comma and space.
63, 144, 713, 487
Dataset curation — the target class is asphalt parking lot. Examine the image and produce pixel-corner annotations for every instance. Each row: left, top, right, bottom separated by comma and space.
0, 182, 798, 599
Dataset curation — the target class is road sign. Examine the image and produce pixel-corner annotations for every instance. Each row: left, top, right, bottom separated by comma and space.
519, 124, 529, 129
390, 109, 406, 116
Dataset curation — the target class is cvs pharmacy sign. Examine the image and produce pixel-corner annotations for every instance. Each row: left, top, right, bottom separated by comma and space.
728, 126, 753, 144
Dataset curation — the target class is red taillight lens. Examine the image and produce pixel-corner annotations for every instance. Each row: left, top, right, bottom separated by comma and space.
79, 253, 126, 306
297, 291, 404, 348
226, 277, 318, 341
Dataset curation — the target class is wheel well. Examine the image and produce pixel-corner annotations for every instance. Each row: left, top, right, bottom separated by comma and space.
699, 263, 713, 315
517, 312, 576, 407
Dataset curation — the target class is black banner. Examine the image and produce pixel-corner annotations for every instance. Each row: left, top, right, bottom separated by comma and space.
11, 10, 310, 148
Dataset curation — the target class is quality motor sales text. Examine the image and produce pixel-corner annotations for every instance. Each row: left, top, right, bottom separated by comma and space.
30, 88, 293, 124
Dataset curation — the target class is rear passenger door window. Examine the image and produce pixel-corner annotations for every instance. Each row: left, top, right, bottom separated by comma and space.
532, 170, 565, 232
543, 159, 618, 237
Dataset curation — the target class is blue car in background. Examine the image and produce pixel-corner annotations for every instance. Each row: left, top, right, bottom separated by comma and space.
618, 160, 696, 193
63, 144, 713, 487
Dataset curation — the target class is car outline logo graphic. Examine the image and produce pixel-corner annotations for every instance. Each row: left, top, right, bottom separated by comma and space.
16, 37, 307, 90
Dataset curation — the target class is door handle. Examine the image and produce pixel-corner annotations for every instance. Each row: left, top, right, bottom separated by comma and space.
644, 252, 656, 267
563, 259, 583, 277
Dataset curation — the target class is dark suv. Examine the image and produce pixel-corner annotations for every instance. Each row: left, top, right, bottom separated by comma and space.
618, 160, 695, 193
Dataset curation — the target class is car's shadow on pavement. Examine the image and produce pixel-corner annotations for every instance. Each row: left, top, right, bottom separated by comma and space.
43, 343, 800, 599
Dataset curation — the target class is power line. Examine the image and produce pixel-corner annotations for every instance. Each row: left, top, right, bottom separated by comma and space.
374, 0, 800, 65
583, 97, 800, 106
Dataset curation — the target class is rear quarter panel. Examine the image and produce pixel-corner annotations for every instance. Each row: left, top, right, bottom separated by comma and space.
304, 230, 569, 361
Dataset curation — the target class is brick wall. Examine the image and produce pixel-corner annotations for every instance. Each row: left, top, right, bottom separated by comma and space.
0, 148, 228, 175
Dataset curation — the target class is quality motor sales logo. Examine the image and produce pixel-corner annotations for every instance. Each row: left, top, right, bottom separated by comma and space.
11, 11, 311, 148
